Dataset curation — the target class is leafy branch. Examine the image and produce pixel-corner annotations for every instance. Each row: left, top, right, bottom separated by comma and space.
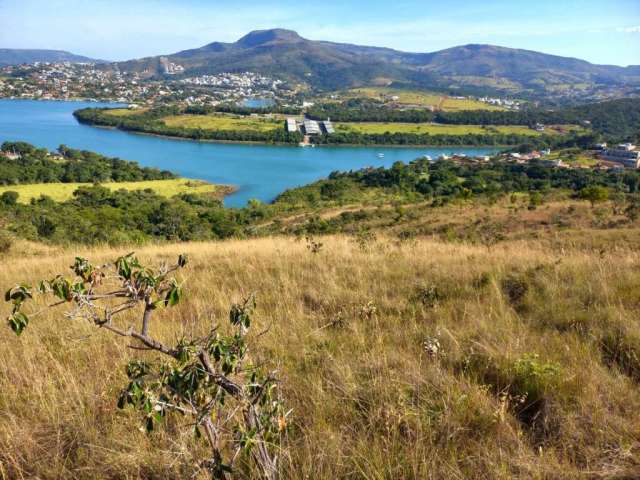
5, 253, 288, 479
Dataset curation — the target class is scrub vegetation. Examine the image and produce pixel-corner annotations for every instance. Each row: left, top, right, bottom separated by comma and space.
2, 231, 640, 479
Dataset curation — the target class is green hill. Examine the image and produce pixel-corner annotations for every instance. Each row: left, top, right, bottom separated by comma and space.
111, 29, 640, 99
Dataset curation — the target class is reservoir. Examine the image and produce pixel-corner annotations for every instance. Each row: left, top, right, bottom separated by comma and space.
0, 99, 500, 207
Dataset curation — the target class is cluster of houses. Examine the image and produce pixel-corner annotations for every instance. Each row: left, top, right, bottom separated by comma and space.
435, 144, 640, 171
0, 63, 296, 107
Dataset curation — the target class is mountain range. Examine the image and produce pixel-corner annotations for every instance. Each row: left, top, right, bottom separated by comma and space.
0, 49, 100, 66
113, 29, 640, 99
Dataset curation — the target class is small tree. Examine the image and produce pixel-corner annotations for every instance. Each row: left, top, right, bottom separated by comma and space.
578, 185, 609, 207
5, 253, 288, 479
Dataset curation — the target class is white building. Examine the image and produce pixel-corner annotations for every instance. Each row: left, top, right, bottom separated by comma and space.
322, 120, 335, 134
303, 119, 321, 135
286, 118, 298, 133
602, 144, 640, 169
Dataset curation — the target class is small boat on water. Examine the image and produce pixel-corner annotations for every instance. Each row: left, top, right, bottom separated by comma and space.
377, 153, 385, 158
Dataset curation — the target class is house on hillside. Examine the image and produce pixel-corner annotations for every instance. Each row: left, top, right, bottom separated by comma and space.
601, 144, 640, 169
0, 151, 21, 160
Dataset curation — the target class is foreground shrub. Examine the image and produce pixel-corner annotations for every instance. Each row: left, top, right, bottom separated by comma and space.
5, 254, 288, 479
461, 353, 561, 434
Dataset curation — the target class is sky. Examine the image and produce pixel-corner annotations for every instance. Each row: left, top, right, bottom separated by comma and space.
1, 0, 639, 66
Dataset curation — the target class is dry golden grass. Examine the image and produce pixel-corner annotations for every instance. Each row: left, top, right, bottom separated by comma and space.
1, 234, 639, 479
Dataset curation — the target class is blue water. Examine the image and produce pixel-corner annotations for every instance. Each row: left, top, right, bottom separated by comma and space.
0, 99, 500, 207
240, 98, 275, 108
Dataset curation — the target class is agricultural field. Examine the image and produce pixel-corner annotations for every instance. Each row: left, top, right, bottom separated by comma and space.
0, 178, 228, 203
334, 87, 507, 111
162, 114, 284, 132
335, 122, 581, 136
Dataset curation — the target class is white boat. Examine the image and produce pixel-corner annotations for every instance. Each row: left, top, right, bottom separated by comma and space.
377, 153, 385, 158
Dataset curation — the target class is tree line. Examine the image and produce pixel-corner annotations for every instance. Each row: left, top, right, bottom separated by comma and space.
1, 152, 638, 245
0, 142, 175, 185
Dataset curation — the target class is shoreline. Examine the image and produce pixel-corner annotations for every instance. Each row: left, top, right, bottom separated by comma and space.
85, 125, 509, 150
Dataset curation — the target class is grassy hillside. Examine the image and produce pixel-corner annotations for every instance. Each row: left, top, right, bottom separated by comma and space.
0, 178, 228, 203
1, 229, 639, 478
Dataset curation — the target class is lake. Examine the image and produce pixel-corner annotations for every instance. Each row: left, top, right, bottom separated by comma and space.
0, 99, 501, 207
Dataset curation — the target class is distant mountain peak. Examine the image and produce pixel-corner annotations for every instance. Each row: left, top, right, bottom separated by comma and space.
236, 29, 303, 48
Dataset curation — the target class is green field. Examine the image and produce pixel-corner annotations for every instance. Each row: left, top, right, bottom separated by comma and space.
335, 122, 578, 136
103, 108, 147, 117
163, 114, 284, 132
335, 87, 506, 111
0, 179, 228, 203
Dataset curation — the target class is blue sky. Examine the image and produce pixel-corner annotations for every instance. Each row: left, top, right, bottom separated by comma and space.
1, 0, 638, 65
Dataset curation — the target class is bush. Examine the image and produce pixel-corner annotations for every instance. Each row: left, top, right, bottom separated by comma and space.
501, 274, 529, 305
0, 191, 19, 206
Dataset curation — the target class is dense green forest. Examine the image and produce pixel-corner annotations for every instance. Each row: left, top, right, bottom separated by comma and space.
184, 104, 301, 116
1, 143, 639, 245
0, 142, 174, 185
310, 131, 582, 148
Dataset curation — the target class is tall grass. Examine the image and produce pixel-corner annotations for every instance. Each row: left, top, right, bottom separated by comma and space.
0, 235, 639, 478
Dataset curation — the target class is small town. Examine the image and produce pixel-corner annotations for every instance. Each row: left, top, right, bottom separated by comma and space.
0, 62, 295, 106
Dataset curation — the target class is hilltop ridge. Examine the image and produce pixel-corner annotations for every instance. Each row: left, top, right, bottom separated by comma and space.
111, 28, 640, 98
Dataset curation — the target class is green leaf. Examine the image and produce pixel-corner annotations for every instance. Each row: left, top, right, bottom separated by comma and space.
5, 285, 33, 306
164, 285, 181, 307
8, 311, 29, 336
72, 257, 94, 282
50, 276, 73, 301
115, 253, 139, 280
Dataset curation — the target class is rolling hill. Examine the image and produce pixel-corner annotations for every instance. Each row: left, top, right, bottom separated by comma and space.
0, 48, 100, 66
112, 28, 640, 99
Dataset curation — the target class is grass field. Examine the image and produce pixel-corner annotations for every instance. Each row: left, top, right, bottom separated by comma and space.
335, 122, 575, 136
0, 178, 228, 203
1, 209, 639, 478
337, 87, 506, 111
103, 108, 147, 117
163, 114, 284, 132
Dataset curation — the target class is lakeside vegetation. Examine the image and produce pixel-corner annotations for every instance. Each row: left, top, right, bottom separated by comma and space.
0, 141, 175, 185
1, 143, 639, 246
74, 106, 583, 147
75, 107, 303, 144
72, 97, 640, 148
